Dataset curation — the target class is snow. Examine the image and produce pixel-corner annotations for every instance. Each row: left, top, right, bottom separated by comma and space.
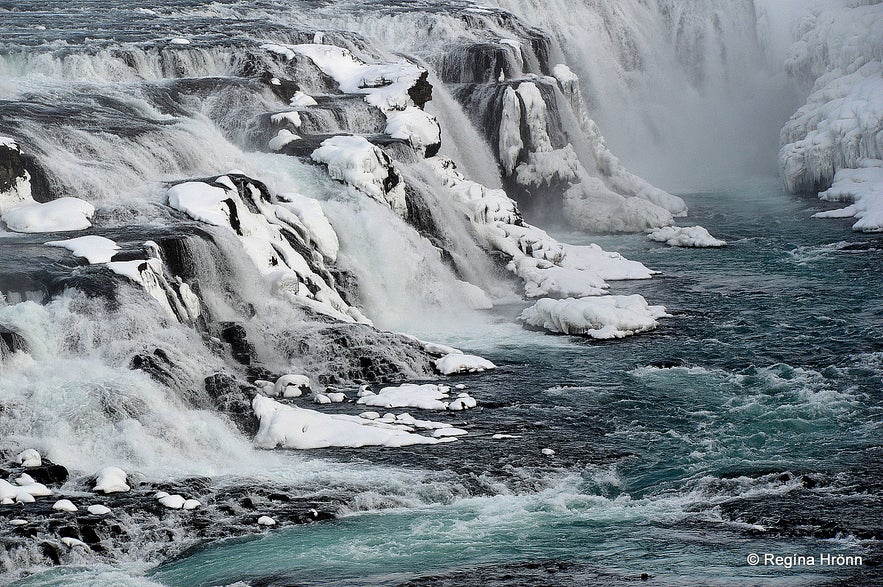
289, 91, 318, 107
519, 295, 669, 338
16, 481, 51, 497
257, 515, 276, 526
779, 1, 883, 229
94, 466, 130, 493
432, 428, 468, 438
15, 449, 41, 467
15, 473, 34, 486
288, 43, 424, 111
46, 235, 120, 263
268, 129, 301, 151
169, 38, 191, 45
274, 374, 311, 397
542, 448, 556, 456
427, 157, 656, 300
61, 537, 88, 549
270, 111, 302, 128
9, 519, 28, 526
168, 177, 367, 324
159, 494, 187, 509
356, 383, 450, 410
183, 499, 201, 510
434, 353, 496, 375
813, 162, 883, 232
2, 197, 95, 233
311, 135, 406, 214
53, 499, 78, 512
275, 193, 339, 262
252, 395, 453, 449
647, 225, 727, 247
385, 107, 441, 155
87, 504, 112, 515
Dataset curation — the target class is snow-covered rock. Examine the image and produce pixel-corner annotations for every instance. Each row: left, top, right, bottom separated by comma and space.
87, 504, 112, 515
813, 161, 883, 232
647, 225, 726, 247
779, 1, 883, 230
93, 466, 130, 494
434, 353, 496, 375
257, 515, 276, 526
2, 197, 94, 233
519, 295, 668, 338
311, 135, 406, 215
427, 157, 656, 300
252, 395, 453, 449
356, 383, 450, 410
46, 235, 121, 263
158, 494, 186, 509
168, 175, 368, 324
53, 499, 78, 512
274, 374, 311, 397
15, 449, 41, 468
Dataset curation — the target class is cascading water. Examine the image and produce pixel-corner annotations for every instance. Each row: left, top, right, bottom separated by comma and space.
0, 1, 880, 585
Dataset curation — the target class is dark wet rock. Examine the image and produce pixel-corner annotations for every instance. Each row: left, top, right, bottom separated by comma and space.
0, 325, 27, 360
408, 70, 433, 108
0, 141, 27, 194
440, 43, 518, 84
219, 322, 254, 366
130, 349, 176, 387
260, 73, 300, 103
274, 322, 434, 384
22, 461, 69, 486
204, 373, 259, 434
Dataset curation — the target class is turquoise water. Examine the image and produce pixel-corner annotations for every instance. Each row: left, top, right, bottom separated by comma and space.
19, 180, 883, 585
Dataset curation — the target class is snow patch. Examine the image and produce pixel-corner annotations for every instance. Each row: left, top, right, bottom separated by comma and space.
647, 225, 726, 247
2, 197, 94, 233
519, 295, 668, 338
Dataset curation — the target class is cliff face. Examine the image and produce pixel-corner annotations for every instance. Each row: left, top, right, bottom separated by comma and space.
778, 0, 883, 232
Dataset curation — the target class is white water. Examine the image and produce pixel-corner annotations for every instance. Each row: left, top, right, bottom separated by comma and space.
489, 0, 806, 190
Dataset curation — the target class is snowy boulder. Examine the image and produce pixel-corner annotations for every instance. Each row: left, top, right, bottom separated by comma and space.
385, 107, 442, 157
519, 295, 668, 339
356, 383, 450, 410
183, 499, 201, 510
813, 163, 883, 232
647, 225, 726, 247
434, 353, 496, 375
274, 374, 311, 397
87, 504, 111, 515
252, 395, 449, 449
311, 135, 405, 215
53, 499, 78, 512
158, 494, 186, 509
2, 197, 94, 233
61, 537, 88, 549
257, 515, 276, 526
46, 235, 121, 264
448, 394, 477, 411
93, 466, 130, 494
16, 449, 41, 468
0, 138, 34, 210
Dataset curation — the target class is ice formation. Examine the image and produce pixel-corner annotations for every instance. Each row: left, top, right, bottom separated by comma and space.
519, 295, 669, 338
779, 1, 883, 232
647, 226, 727, 248
252, 395, 456, 449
